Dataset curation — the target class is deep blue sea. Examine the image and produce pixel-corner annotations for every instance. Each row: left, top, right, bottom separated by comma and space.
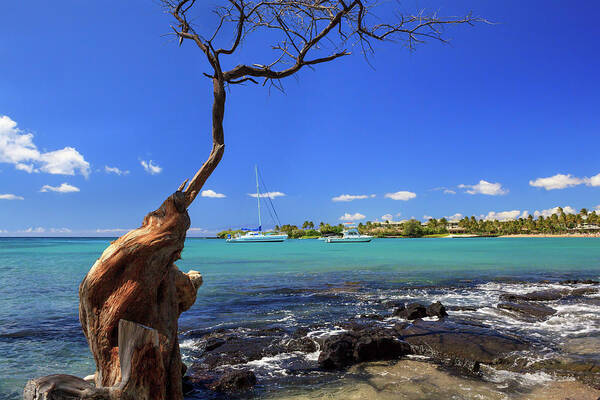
1, 237, 599, 399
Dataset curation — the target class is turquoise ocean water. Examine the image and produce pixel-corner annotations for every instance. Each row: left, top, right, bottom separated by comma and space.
0, 237, 599, 399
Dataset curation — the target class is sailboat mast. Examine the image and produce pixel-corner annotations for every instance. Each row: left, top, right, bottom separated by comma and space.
255, 165, 262, 231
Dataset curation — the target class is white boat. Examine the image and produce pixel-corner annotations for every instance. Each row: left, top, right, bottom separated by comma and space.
325, 227, 372, 243
227, 166, 288, 243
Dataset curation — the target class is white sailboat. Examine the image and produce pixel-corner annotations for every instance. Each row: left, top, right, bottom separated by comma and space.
226, 166, 288, 243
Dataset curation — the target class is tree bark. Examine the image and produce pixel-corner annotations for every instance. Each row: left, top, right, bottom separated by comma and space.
78, 192, 201, 399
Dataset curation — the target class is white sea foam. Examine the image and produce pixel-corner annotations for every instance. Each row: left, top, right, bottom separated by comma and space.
481, 365, 559, 386
307, 327, 347, 339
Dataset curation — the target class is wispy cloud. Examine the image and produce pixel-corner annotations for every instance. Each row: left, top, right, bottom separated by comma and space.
384, 191, 416, 201
248, 191, 285, 199
140, 159, 162, 175
381, 213, 394, 221
201, 189, 226, 198
0, 115, 90, 177
533, 205, 576, 218
423, 215, 433, 220
0, 193, 24, 200
105, 166, 129, 175
529, 173, 600, 190
332, 194, 375, 202
443, 189, 456, 194
95, 228, 132, 233
40, 183, 80, 193
18, 227, 46, 233
459, 180, 508, 196
339, 212, 366, 221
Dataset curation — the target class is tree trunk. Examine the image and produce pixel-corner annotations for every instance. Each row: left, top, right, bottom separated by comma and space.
78, 192, 203, 399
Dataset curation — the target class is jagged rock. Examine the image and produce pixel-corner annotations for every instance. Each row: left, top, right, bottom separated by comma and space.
394, 303, 427, 320
209, 370, 256, 392
426, 301, 448, 318
497, 302, 556, 320
318, 329, 410, 369
395, 319, 529, 373
499, 289, 568, 302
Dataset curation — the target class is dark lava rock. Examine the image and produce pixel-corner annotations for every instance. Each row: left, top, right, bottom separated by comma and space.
561, 279, 600, 285
394, 303, 427, 320
318, 332, 357, 369
426, 301, 448, 318
499, 289, 568, 302
353, 333, 411, 363
318, 329, 411, 369
571, 287, 599, 296
447, 305, 480, 312
285, 336, 318, 353
359, 313, 385, 321
395, 319, 530, 373
204, 337, 225, 351
497, 302, 556, 321
209, 369, 257, 392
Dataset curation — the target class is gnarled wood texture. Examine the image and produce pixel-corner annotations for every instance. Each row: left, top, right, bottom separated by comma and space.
78, 192, 201, 399
23, 321, 171, 400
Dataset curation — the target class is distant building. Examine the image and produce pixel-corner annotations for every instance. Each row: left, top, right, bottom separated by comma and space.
446, 220, 466, 233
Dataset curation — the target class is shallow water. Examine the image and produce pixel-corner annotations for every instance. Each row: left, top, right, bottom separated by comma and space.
0, 237, 599, 399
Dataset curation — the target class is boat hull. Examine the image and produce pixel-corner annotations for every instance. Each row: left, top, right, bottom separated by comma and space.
325, 237, 372, 243
227, 234, 288, 243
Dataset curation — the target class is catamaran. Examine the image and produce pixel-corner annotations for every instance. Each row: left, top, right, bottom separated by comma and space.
325, 224, 372, 243
226, 166, 288, 243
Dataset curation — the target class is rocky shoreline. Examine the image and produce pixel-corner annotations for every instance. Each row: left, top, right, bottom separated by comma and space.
180, 279, 600, 399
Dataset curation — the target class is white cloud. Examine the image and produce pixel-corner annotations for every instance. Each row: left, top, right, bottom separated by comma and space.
19, 227, 45, 233
533, 206, 576, 218
384, 191, 417, 201
446, 213, 463, 221
95, 228, 132, 233
585, 173, 600, 187
105, 166, 129, 175
595, 205, 600, 211
482, 210, 524, 221
201, 189, 226, 198
459, 180, 508, 196
423, 215, 433, 220
49, 228, 72, 233
443, 189, 456, 195
332, 194, 375, 202
529, 174, 584, 190
339, 212, 366, 221
0, 115, 90, 177
248, 191, 285, 199
0, 193, 24, 200
381, 213, 394, 222
40, 183, 80, 193
140, 159, 162, 175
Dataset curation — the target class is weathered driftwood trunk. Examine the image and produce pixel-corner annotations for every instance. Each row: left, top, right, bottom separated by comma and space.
24, 193, 203, 400
78, 191, 202, 399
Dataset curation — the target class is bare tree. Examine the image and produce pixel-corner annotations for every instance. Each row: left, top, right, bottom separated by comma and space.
25, 3, 483, 400
164, 0, 482, 207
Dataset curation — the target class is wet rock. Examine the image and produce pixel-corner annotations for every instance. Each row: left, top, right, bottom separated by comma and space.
353, 333, 411, 363
571, 287, 599, 296
394, 303, 427, 320
426, 301, 448, 318
447, 305, 479, 312
499, 289, 569, 302
497, 302, 556, 321
318, 332, 358, 369
530, 357, 600, 390
359, 313, 385, 321
395, 319, 529, 373
285, 336, 318, 353
318, 329, 411, 369
561, 279, 600, 285
204, 337, 225, 351
209, 369, 256, 392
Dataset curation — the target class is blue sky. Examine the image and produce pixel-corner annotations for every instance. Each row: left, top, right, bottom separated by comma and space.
1, 1, 599, 236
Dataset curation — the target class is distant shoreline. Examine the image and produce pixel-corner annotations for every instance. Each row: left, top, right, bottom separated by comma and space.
499, 233, 600, 238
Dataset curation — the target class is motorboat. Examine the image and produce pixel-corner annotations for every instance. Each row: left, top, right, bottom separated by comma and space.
325, 227, 372, 243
